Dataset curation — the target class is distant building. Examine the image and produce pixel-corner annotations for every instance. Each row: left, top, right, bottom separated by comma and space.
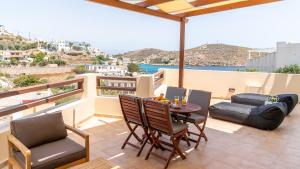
122, 58, 130, 66
90, 48, 107, 57
55, 41, 71, 52
85, 64, 128, 76
0, 50, 28, 62
246, 42, 300, 72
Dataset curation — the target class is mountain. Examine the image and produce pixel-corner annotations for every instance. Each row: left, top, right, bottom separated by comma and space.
123, 44, 253, 66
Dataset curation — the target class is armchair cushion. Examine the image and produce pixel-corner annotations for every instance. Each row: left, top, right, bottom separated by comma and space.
10, 112, 67, 149
14, 138, 86, 169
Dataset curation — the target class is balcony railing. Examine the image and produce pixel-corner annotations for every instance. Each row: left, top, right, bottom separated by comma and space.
0, 78, 84, 117
96, 76, 137, 96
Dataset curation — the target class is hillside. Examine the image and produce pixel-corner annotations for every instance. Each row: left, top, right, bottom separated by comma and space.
0, 34, 37, 50
123, 44, 252, 66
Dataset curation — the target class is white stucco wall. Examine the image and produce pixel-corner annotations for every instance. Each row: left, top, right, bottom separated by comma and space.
246, 42, 300, 72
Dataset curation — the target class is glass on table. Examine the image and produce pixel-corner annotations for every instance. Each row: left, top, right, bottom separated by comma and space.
174, 96, 179, 105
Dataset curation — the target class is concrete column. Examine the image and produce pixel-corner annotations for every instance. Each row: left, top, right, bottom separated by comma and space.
136, 75, 154, 98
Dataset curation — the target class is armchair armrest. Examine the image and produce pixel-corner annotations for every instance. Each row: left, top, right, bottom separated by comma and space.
8, 134, 31, 169
65, 124, 90, 161
65, 124, 89, 138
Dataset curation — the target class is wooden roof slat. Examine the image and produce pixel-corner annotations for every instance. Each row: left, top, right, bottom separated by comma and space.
180, 0, 280, 17
88, 0, 182, 22
136, 0, 174, 8
190, 0, 228, 7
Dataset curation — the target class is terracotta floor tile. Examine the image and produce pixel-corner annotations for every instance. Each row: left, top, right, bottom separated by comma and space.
71, 103, 300, 169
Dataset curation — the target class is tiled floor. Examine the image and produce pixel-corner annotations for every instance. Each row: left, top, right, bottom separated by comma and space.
71, 102, 300, 169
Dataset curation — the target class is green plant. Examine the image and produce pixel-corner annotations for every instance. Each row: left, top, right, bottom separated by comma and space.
13, 75, 43, 87
245, 68, 257, 72
275, 64, 300, 74
49, 59, 66, 66
38, 60, 48, 66
33, 52, 46, 65
66, 75, 75, 80
10, 58, 19, 65
73, 65, 88, 74
0, 72, 10, 78
235, 68, 257, 72
95, 55, 109, 64
127, 63, 140, 73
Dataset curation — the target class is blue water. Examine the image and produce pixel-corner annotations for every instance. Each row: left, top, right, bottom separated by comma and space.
139, 64, 245, 74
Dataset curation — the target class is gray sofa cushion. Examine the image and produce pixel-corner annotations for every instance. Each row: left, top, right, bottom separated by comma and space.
10, 112, 67, 149
231, 93, 298, 115
231, 93, 268, 106
277, 94, 298, 115
209, 102, 287, 130
14, 138, 86, 169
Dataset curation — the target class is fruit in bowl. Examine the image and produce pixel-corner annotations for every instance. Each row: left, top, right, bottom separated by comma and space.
161, 99, 169, 104
154, 93, 165, 101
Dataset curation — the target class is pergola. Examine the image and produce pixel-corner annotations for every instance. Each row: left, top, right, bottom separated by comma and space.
89, 0, 280, 87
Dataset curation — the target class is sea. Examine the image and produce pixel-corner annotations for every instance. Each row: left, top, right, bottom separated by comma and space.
139, 64, 245, 74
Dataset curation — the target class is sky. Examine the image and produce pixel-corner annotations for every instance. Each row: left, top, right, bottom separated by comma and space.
0, 0, 299, 54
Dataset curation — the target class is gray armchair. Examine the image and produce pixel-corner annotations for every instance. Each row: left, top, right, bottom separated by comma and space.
8, 111, 89, 169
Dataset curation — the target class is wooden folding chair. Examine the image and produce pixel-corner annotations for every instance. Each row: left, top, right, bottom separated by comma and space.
177, 90, 211, 148
143, 99, 188, 169
119, 95, 149, 156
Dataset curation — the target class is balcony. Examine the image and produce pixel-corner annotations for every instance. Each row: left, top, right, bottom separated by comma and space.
0, 69, 300, 168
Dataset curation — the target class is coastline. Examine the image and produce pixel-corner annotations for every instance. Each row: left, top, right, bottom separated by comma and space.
139, 64, 245, 74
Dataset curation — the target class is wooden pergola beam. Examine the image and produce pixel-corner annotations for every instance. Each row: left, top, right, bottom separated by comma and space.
136, 0, 173, 8
178, 18, 186, 88
190, 0, 229, 7
180, 0, 280, 17
88, 0, 182, 22
88, 0, 280, 88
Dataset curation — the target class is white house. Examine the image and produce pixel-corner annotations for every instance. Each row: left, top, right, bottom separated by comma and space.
85, 64, 128, 76
0, 50, 28, 62
55, 41, 71, 52
246, 42, 300, 72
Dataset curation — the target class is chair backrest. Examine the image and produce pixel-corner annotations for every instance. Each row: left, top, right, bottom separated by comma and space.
143, 99, 173, 135
10, 111, 67, 149
165, 86, 186, 101
188, 90, 212, 118
119, 94, 146, 127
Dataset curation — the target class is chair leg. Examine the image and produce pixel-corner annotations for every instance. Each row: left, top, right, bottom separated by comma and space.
122, 124, 139, 149
165, 148, 176, 169
172, 136, 186, 160
194, 123, 207, 149
8, 162, 13, 169
137, 136, 148, 157
183, 133, 190, 147
137, 127, 149, 157
127, 123, 143, 143
145, 131, 159, 160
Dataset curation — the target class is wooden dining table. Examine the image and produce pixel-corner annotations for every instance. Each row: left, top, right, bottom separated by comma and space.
170, 103, 202, 115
